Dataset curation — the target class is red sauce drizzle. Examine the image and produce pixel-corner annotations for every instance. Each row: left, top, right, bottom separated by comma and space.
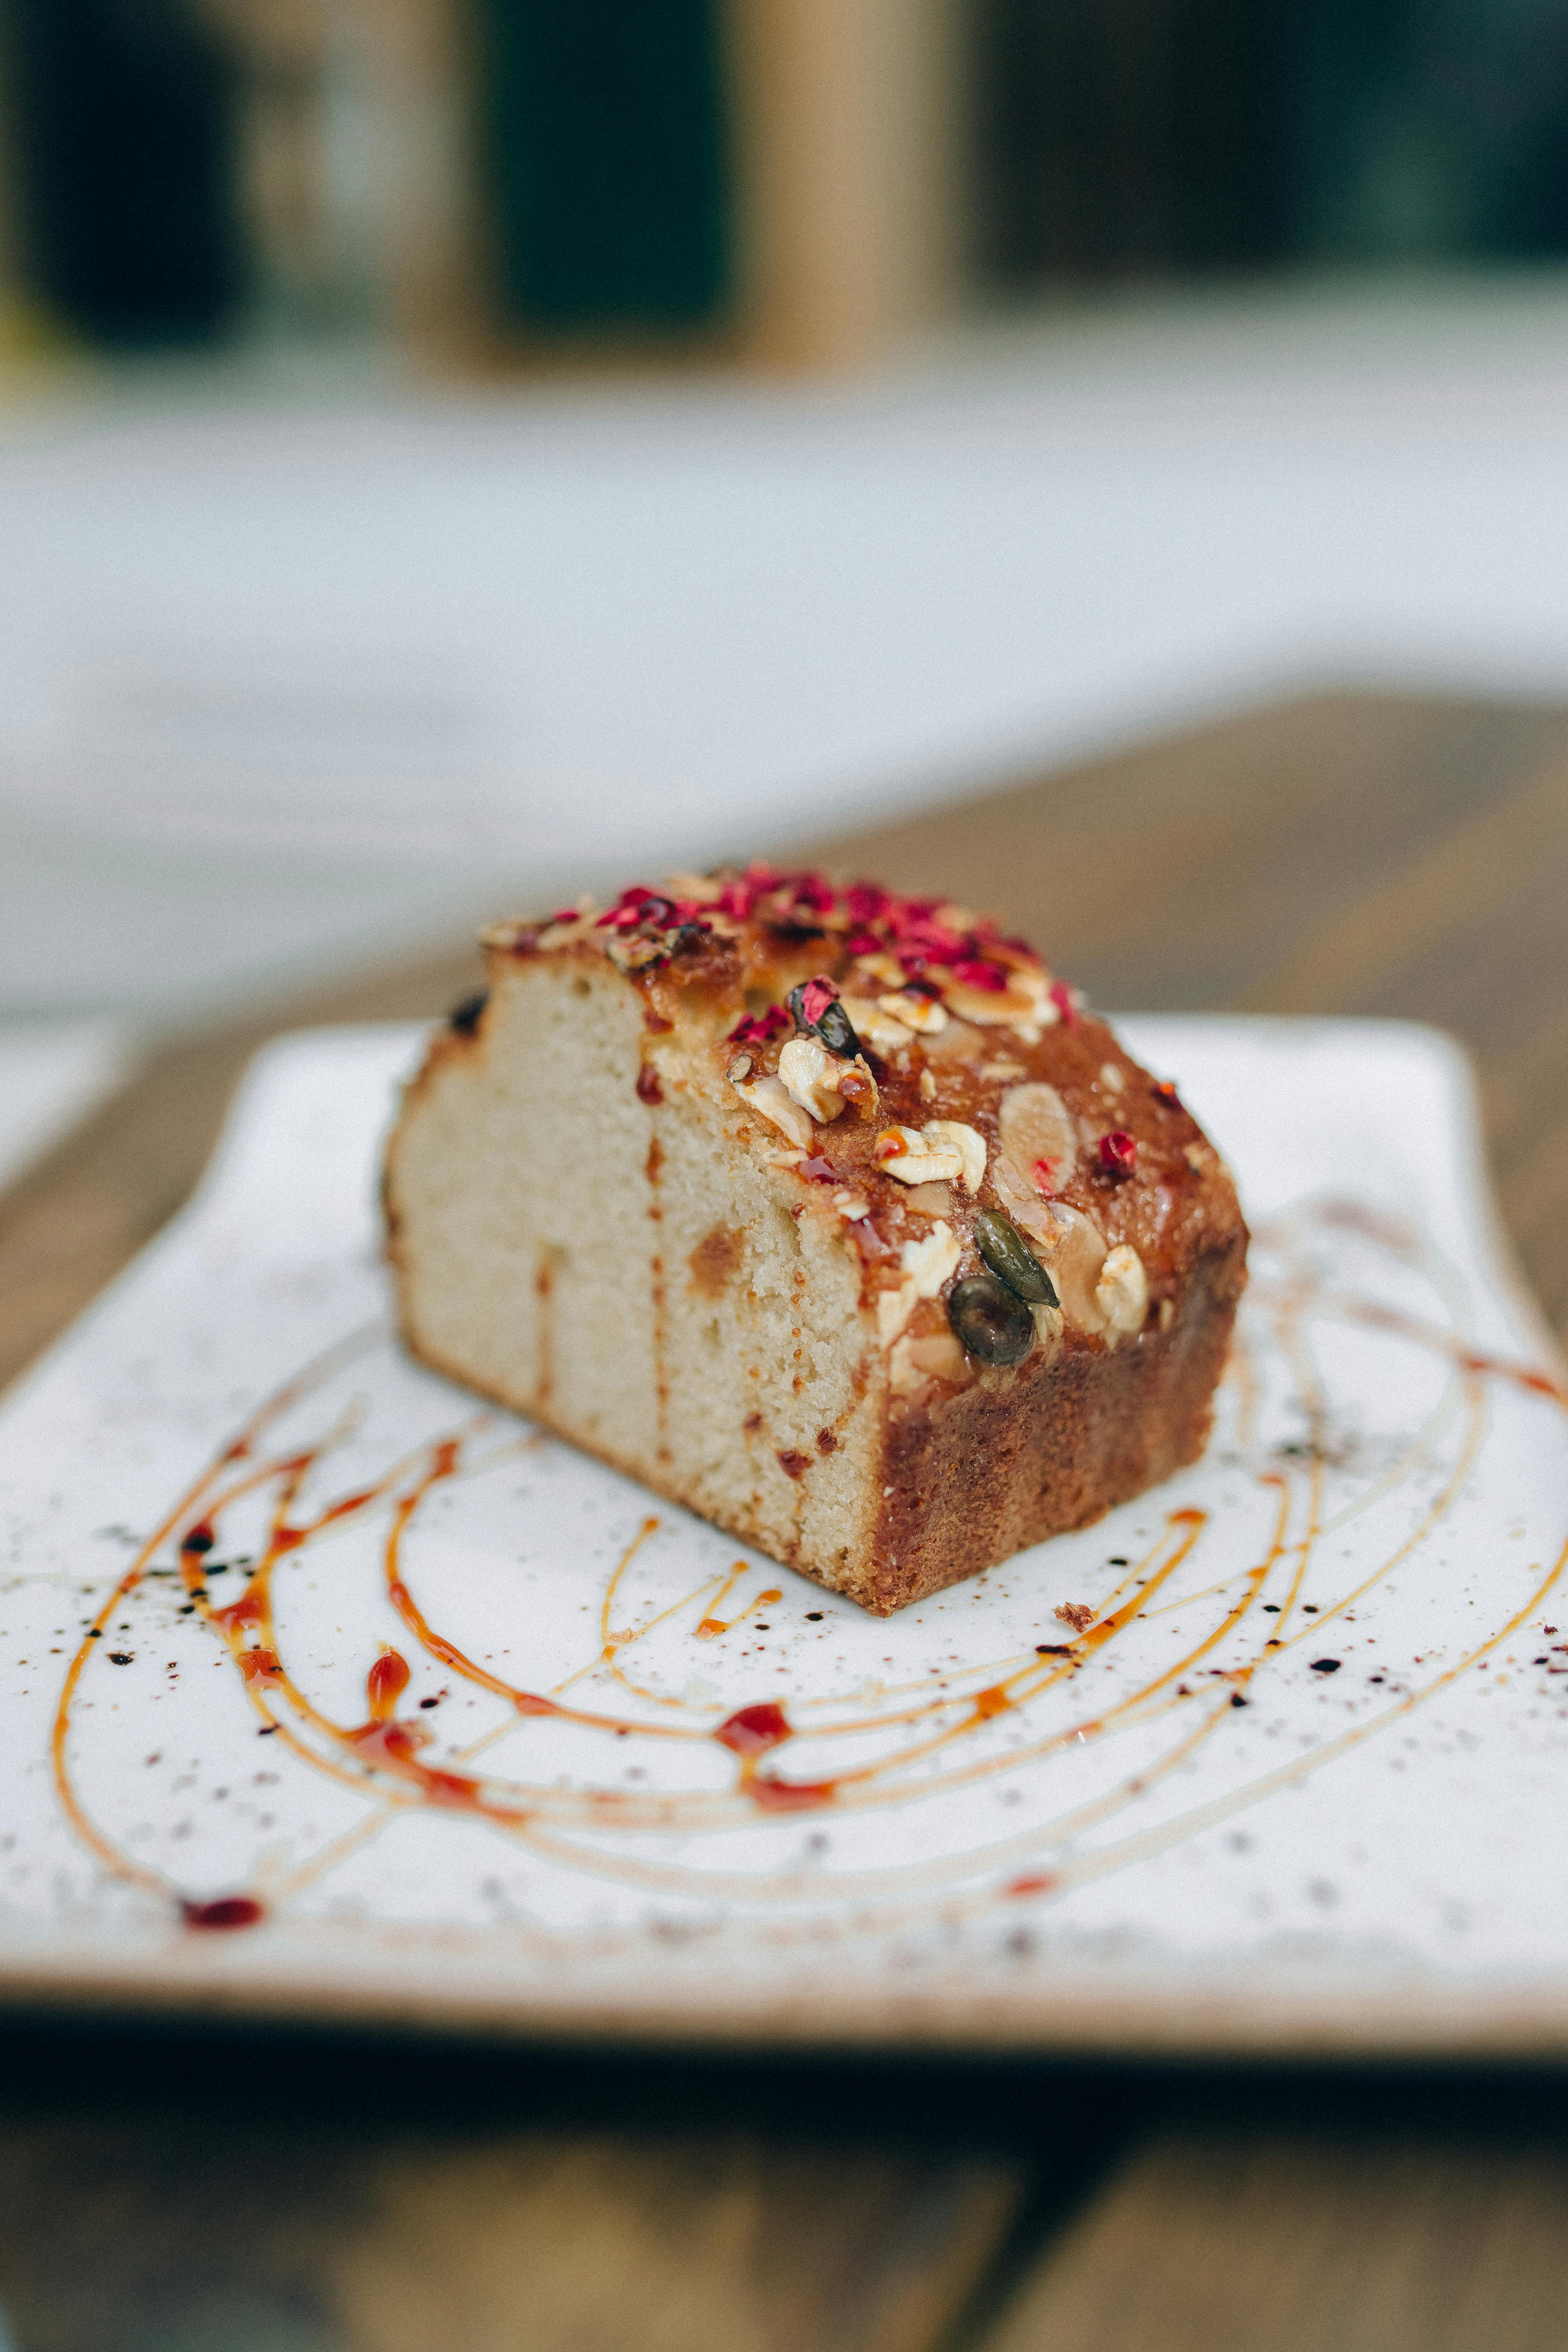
749, 1777, 835, 1814
715, 1701, 792, 1756
183, 1894, 266, 1931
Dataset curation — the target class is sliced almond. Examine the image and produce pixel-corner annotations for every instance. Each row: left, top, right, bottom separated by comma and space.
998, 1082, 1078, 1186
990, 1152, 1058, 1248
662, 870, 725, 903
851, 952, 907, 991
1030, 1201, 1110, 1333
841, 997, 914, 1056
878, 990, 948, 1035
877, 1221, 960, 1346
920, 1015, 987, 1064
1096, 1243, 1149, 1342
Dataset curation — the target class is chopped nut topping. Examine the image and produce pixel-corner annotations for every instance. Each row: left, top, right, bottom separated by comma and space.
605, 931, 667, 974
903, 1219, 961, 1296
991, 1153, 1057, 1248
841, 997, 916, 1055
921, 1120, 987, 1194
1032, 1298, 1065, 1347
852, 951, 908, 991
876, 1121, 984, 1191
920, 1015, 986, 1064
778, 1035, 850, 1123
877, 1288, 914, 1345
1096, 1243, 1149, 1341
778, 1035, 877, 1122
1029, 1201, 1111, 1334
535, 917, 589, 950
877, 1220, 961, 1345
731, 1071, 816, 1151
889, 1327, 969, 1393
490, 872, 1217, 1374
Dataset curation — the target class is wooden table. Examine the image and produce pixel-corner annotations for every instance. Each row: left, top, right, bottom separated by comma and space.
4, 692, 1568, 2350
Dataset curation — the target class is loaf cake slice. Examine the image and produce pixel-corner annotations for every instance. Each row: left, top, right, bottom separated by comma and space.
384, 870, 1247, 1614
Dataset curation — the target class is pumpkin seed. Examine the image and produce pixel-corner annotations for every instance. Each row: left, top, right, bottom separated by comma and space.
787, 981, 861, 1061
973, 1208, 1058, 1306
947, 1274, 1036, 1366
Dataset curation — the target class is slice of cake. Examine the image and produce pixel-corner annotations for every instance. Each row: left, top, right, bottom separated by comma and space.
384, 869, 1247, 1614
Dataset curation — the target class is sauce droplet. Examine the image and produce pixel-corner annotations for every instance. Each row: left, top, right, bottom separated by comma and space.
182, 1894, 265, 1931
714, 1701, 792, 1756
366, 1647, 411, 1719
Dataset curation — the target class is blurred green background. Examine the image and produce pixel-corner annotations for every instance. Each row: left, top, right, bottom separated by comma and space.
6, 0, 1568, 371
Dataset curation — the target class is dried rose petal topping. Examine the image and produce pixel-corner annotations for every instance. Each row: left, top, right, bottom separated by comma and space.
894, 913, 969, 964
597, 886, 658, 929
799, 976, 839, 1026
598, 886, 690, 932
1049, 980, 1079, 1026
846, 881, 889, 924
728, 1005, 790, 1047
951, 958, 1007, 992
1099, 1130, 1138, 1175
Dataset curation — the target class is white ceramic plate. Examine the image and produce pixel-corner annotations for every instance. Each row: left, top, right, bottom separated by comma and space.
0, 1019, 132, 1191
2, 1017, 1565, 2054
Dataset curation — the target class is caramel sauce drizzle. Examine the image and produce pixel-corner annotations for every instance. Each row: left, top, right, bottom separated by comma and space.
47, 1207, 1568, 1939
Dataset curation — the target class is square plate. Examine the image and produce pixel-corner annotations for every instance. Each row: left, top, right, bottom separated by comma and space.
2, 1017, 1565, 2054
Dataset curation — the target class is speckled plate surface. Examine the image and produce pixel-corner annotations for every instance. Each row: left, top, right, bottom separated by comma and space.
2, 1017, 1566, 2054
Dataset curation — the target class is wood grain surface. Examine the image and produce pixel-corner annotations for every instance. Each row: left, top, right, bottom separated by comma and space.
0, 2117, 1019, 2352
4, 689, 1568, 2351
